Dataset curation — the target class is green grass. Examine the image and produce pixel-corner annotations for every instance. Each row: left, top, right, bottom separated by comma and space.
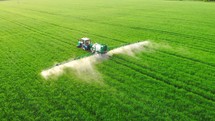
0, 0, 215, 120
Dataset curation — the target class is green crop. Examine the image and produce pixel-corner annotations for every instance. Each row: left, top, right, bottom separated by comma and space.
0, 0, 214, 120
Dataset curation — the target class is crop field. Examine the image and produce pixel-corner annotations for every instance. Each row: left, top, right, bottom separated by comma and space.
0, 0, 215, 120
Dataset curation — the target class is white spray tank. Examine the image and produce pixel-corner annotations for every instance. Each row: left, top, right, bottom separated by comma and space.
91, 43, 108, 54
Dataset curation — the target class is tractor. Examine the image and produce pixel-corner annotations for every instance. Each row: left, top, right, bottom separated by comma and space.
77, 37, 108, 54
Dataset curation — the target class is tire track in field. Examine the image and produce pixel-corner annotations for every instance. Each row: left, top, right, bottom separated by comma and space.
11, 6, 215, 31
122, 53, 215, 93
39, 20, 215, 52
148, 50, 215, 76
3, 8, 215, 52
0, 16, 75, 49
0, 14, 122, 53
101, 61, 213, 110
112, 56, 215, 102
34, 20, 215, 54
0, 17, 82, 73
0, 9, 126, 44
139, 54, 215, 93
161, 38, 215, 54
143, 53, 215, 88
0, 13, 77, 48
46, 22, 126, 44
0, 19, 22, 37
103, 62, 154, 95
1, 7, 214, 76
18, 7, 215, 47
64, 16, 215, 48
158, 50, 215, 68
0, 14, 126, 81
2, 11, 214, 72
101, 64, 198, 119
0, 11, 126, 78
103, 56, 213, 111
133, 8, 215, 27
164, 37, 215, 54
10, 34, 85, 68
129, 27, 215, 47
101, 62, 196, 117
19, 9, 215, 41
2, 33, 85, 77
114, 55, 215, 95
3, 8, 215, 58
1, 8, 213, 76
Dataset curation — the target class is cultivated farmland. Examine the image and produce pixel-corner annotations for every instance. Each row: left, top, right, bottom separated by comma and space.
0, 0, 215, 120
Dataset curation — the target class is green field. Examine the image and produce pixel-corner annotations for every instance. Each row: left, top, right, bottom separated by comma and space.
0, 0, 215, 120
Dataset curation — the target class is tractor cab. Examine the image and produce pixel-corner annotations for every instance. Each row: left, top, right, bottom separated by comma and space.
77, 37, 92, 50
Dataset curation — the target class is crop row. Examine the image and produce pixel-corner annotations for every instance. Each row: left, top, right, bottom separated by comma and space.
98, 57, 215, 120
159, 50, 215, 68
3, 6, 213, 52
2, 6, 213, 65
161, 38, 215, 54
98, 63, 192, 120
54, 74, 149, 120
113, 54, 215, 101
10, 5, 215, 48
0, 9, 126, 45
0, 76, 98, 120
28, 7, 215, 45
0, 15, 87, 64
142, 52, 215, 87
